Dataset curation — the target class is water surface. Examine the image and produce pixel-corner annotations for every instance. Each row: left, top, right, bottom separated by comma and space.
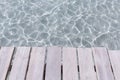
0, 0, 120, 50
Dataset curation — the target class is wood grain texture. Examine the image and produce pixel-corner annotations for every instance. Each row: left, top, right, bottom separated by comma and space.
45, 47, 61, 80
92, 47, 114, 80
26, 47, 46, 80
63, 47, 79, 80
78, 48, 97, 80
9, 47, 31, 80
109, 50, 120, 80
0, 47, 14, 80
0, 47, 119, 80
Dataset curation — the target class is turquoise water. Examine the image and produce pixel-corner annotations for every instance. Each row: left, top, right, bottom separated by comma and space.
0, 0, 120, 49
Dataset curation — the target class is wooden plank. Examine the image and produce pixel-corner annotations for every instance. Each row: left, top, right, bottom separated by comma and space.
63, 47, 78, 80
0, 47, 14, 80
45, 47, 61, 80
77, 48, 97, 80
8, 47, 31, 80
26, 47, 46, 80
108, 50, 120, 80
92, 47, 114, 80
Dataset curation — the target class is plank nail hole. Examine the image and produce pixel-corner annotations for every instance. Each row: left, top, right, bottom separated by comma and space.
61, 65, 63, 80
43, 64, 46, 80
94, 65, 96, 72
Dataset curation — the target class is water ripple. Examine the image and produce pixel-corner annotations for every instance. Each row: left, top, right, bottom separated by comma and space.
0, 0, 120, 50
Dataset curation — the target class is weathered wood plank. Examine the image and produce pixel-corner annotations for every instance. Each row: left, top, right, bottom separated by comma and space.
92, 47, 114, 80
26, 47, 46, 80
8, 47, 31, 80
78, 48, 97, 80
0, 47, 14, 80
45, 47, 61, 80
63, 47, 78, 80
109, 50, 120, 80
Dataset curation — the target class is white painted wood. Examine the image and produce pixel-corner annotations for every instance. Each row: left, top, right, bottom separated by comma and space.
78, 48, 97, 80
109, 50, 120, 80
26, 47, 46, 80
63, 47, 79, 80
9, 47, 31, 80
92, 47, 114, 80
45, 47, 61, 80
0, 47, 14, 80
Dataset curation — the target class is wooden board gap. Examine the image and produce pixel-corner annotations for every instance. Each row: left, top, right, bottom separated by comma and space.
24, 47, 32, 80
77, 65, 79, 72
43, 64, 46, 80
94, 65, 96, 72
111, 65, 114, 73
5, 47, 16, 80
61, 65, 63, 80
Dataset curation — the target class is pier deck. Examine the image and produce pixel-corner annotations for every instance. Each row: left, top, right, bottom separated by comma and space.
0, 47, 119, 80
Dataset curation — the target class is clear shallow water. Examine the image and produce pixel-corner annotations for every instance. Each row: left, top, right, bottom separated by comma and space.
0, 0, 120, 50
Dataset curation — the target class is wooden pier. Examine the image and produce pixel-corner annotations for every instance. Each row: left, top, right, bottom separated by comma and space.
0, 47, 119, 80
